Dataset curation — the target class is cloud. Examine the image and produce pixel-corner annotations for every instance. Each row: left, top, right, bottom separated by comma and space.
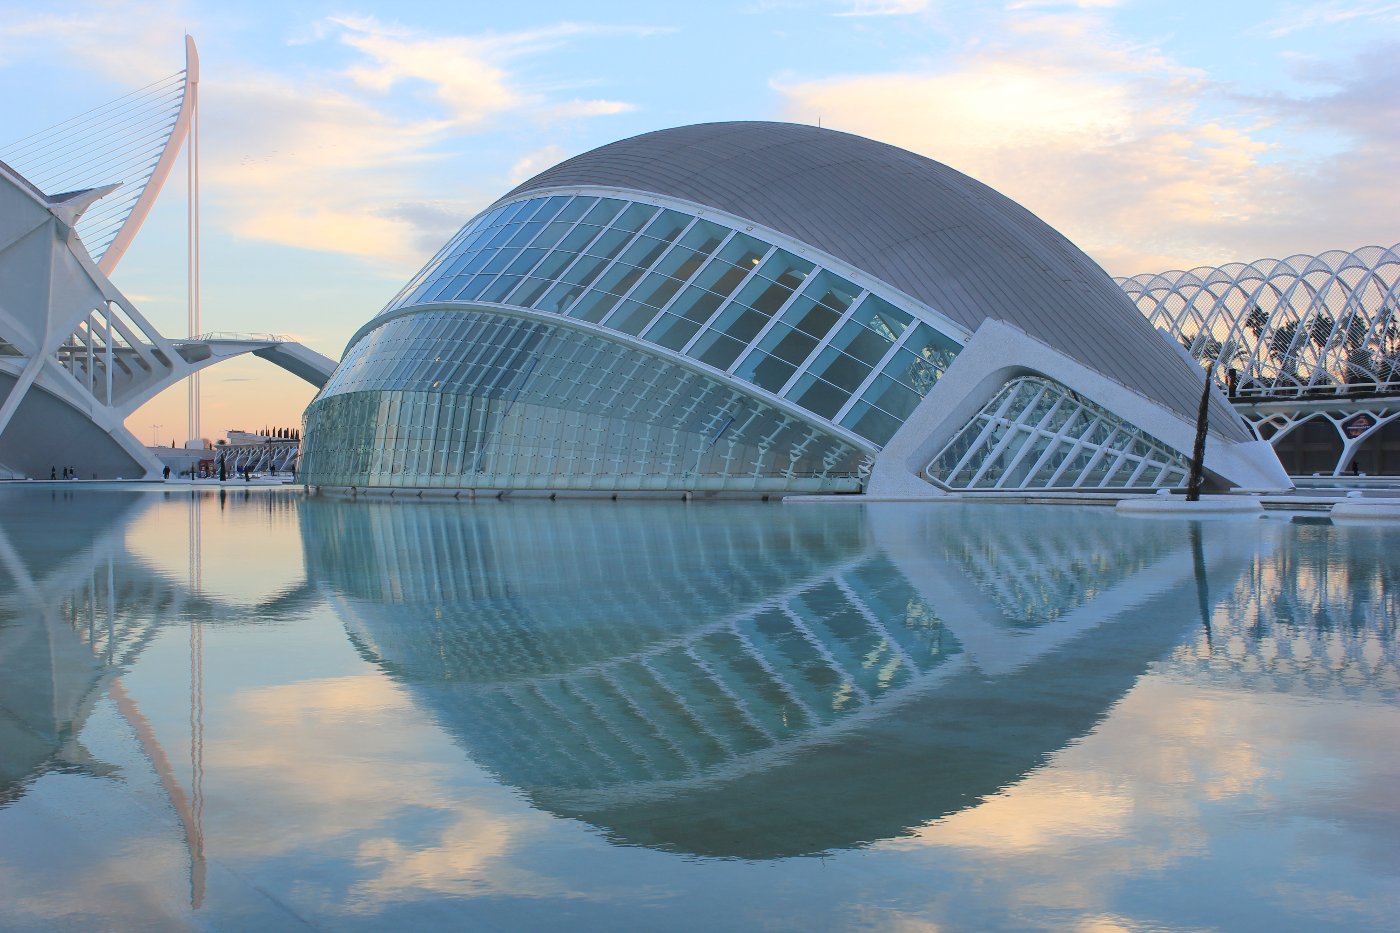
2, 5, 646, 269
331, 15, 641, 128
509, 145, 569, 185
0, 3, 187, 80
834, 0, 930, 15
188, 16, 649, 267
1263, 1, 1400, 38
878, 672, 1400, 930
1008, 0, 1120, 9
774, 8, 1400, 274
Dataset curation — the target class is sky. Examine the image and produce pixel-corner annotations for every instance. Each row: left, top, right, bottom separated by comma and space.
2, 0, 1399, 445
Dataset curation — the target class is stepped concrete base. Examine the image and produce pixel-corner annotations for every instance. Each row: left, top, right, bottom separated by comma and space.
1330, 498, 1400, 522
1115, 496, 1264, 517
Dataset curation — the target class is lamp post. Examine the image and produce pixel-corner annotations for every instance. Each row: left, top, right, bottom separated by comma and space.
151, 423, 163, 446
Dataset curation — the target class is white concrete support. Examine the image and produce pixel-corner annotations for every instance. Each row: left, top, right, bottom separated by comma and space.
868, 318, 1293, 497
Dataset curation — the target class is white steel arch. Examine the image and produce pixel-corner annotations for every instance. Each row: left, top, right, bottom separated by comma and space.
0, 37, 198, 274
1120, 244, 1400, 398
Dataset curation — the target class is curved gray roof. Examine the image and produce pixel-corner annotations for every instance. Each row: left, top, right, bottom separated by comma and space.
501, 121, 1246, 441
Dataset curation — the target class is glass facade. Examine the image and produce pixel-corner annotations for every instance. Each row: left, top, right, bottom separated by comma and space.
301, 311, 864, 493
926, 376, 1190, 491
380, 192, 963, 447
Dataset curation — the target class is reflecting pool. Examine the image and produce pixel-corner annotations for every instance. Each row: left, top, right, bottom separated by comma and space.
1, 487, 1397, 931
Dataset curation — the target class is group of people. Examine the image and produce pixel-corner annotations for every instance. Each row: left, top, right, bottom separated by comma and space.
49, 466, 78, 480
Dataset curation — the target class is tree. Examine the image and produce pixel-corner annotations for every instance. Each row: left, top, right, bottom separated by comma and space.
1186, 360, 1215, 502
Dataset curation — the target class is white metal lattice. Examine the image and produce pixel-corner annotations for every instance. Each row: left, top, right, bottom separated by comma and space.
1119, 245, 1400, 398
926, 376, 1190, 491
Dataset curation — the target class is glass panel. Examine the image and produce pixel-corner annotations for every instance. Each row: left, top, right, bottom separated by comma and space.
849, 294, 911, 342
513, 276, 555, 308
567, 289, 621, 324
692, 331, 747, 370
617, 235, 673, 271
664, 286, 726, 326
840, 401, 902, 445
530, 221, 574, 251
560, 255, 610, 288
860, 375, 920, 420
742, 353, 796, 393
780, 295, 842, 341
902, 323, 960, 372
808, 345, 871, 393
717, 233, 768, 268
630, 272, 684, 310
732, 274, 794, 319
456, 274, 495, 299
654, 247, 706, 281
482, 247, 521, 274
802, 270, 860, 315
584, 227, 634, 260
609, 300, 661, 336
757, 324, 819, 367
538, 281, 584, 315
479, 274, 522, 303
613, 202, 658, 232
581, 198, 625, 225
693, 262, 752, 298
708, 304, 770, 345
678, 219, 729, 255
498, 200, 535, 224
533, 196, 569, 222
553, 197, 594, 224
830, 322, 893, 366
505, 222, 544, 248
504, 247, 548, 277
791, 374, 849, 419
557, 224, 603, 254
484, 224, 521, 249
645, 312, 704, 351
641, 209, 691, 243
592, 263, 646, 298
755, 250, 815, 291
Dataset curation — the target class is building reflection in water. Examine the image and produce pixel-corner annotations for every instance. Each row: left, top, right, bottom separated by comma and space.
4, 489, 1396, 879
0, 488, 153, 807
302, 499, 1314, 859
1166, 522, 1400, 701
0, 487, 312, 908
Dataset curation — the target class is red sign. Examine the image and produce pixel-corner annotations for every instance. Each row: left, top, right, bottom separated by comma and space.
1342, 413, 1376, 439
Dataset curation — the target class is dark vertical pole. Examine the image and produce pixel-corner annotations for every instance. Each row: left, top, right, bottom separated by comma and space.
1187, 360, 1215, 502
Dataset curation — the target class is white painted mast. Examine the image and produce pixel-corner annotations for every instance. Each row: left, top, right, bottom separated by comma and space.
184, 36, 201, 445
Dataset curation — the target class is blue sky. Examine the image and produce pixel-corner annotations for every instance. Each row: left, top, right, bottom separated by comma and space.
3, 0, 1399, 441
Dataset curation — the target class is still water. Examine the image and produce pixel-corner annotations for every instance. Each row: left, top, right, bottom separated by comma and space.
0, 486, 1396, 931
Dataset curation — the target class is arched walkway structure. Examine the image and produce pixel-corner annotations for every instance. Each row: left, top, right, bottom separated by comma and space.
1119, 244, 1400, 476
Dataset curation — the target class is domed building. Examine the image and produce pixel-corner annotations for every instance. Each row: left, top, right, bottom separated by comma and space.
299, 122, 1288, 496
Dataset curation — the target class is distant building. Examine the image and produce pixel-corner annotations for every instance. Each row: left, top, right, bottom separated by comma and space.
300, 122, 1287, 495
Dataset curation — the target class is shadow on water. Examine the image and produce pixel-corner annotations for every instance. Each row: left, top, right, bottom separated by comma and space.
300, 499, 1274, 859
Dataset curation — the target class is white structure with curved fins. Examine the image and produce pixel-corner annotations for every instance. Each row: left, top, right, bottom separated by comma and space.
1, 37, 199, 275
1120, 244, 1400, 476
301, 122, 1289, 496
0, 42, 336, 479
